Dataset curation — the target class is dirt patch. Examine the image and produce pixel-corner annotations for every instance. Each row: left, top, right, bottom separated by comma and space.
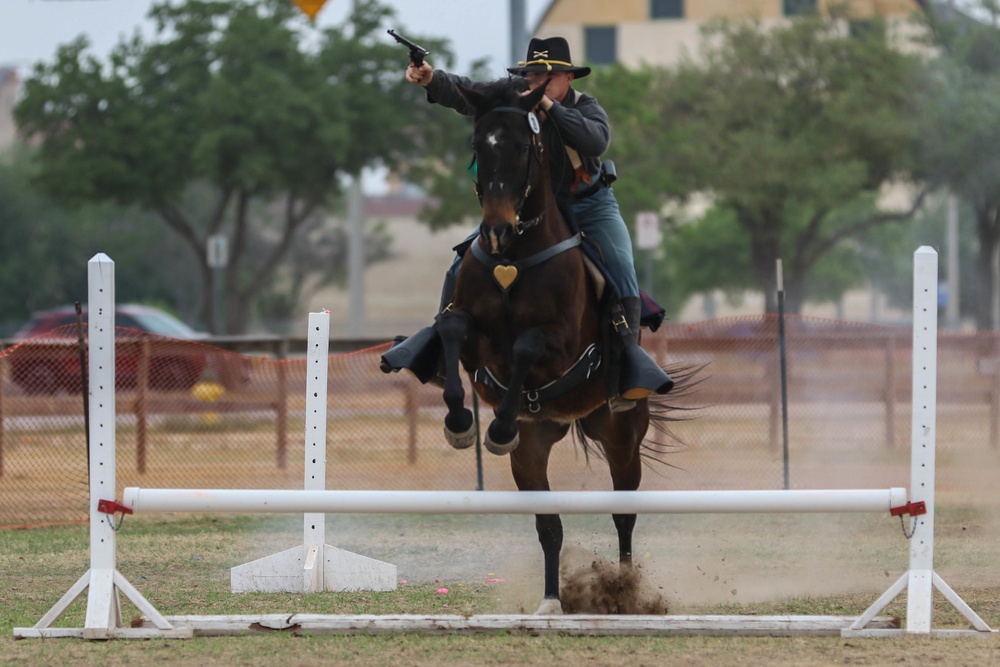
559, 555, 669, 614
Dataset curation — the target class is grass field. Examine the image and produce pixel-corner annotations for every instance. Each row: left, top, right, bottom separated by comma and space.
3, 500, 998, 666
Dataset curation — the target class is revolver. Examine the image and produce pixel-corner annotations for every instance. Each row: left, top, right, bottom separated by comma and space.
388, 29, 430, 68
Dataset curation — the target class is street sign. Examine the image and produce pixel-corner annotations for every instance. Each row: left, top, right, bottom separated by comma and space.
206, 234, 229, 269
635, 211, 661, 250
291, 0, 328, 21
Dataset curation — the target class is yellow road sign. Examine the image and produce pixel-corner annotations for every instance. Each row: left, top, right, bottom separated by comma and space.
292, 0, 328, 21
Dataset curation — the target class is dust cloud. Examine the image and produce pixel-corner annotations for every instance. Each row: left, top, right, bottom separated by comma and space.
559, 552, 669, 614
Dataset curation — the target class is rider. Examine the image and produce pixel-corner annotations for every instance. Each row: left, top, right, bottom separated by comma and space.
382, 36, 673, 410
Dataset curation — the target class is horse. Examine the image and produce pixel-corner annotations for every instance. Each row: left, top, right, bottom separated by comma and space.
431, 77, 684, 615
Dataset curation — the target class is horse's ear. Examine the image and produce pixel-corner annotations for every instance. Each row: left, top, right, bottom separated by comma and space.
457, 83, 489, 116
521, 83, 548, 112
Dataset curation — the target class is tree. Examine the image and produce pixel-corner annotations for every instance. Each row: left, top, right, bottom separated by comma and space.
911, 1, 1000, 328
402, 57, 497, 231
576, 64, 678, 228
650, 14, 926, 313
0, 147, 201, 335
14, 0, 453, 333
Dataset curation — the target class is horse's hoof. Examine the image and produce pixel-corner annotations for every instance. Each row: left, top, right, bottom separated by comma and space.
484, 429, 519, 455
444, 421, 477, 450
534, 598, 563, 615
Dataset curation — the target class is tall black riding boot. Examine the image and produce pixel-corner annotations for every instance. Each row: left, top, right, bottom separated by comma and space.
613, 296, 674, 406
379, 271, 457, 385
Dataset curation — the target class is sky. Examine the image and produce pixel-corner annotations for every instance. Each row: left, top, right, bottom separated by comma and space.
0, 0, 550, 76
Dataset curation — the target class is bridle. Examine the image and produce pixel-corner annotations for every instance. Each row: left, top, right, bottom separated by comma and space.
472, 106, 546, 235
467, 105, 582, 299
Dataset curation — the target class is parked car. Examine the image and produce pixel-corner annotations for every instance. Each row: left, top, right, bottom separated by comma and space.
10, 304, 210, 394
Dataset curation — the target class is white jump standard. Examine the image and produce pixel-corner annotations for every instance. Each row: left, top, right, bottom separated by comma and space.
13, 248, 996, 639
229, 311, 395, 595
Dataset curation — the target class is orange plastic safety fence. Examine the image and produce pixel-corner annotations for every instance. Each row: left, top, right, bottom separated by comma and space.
1, 316, 998, 529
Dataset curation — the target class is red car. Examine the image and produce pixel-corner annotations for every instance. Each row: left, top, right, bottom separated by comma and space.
9, 304, 210, 394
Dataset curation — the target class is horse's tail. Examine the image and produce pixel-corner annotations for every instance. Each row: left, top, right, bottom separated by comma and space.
571, 361, 704, 469
641, 362, 704, 467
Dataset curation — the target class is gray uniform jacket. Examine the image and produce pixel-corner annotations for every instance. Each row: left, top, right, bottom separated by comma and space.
424, 70, 609, 195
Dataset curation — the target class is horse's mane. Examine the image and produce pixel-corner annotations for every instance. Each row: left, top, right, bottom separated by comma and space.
467, 77, 531, 118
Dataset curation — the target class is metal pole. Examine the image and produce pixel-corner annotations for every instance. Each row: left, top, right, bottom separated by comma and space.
473, 392, 484, 490
645, 248, 654, 295
347, 177, 365, 337
214, 266, 224, 334
946, 194, 960, 329
777, 259, 790, 490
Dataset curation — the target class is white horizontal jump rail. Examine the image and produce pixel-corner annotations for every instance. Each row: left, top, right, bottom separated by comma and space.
122, 488, 907, 515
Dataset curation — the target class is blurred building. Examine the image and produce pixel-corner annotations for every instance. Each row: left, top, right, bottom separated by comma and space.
0, 67, 18, 152
534, 0, 922, 68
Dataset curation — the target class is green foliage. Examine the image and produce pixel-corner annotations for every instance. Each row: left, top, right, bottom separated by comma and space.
911, 0, 1000, 327
576, 65, 676, 228
662, 206, 750, 312
407, 58, 492, 231
13, 0, 454, 333
647, 14, 922, 313
0, 148, 200, 335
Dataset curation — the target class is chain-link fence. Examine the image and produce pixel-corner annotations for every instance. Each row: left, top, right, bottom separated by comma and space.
2, 316, 998, 529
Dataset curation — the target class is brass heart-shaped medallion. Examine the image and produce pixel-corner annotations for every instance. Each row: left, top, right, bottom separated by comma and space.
493, 264, 519, 290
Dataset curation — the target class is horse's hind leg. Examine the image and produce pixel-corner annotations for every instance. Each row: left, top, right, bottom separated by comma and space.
510, 420, 570, 614
436, 310, 475, 449
581, 403, 650, 565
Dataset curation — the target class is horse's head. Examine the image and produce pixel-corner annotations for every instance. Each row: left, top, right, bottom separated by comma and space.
457, 78, 550, 256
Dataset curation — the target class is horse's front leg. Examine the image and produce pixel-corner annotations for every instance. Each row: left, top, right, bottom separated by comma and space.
484, 328, 546, 455
436, 310, 476, 450
510, 420, 570, 615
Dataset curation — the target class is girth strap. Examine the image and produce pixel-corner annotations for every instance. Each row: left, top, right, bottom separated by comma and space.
474, 343, 602, 413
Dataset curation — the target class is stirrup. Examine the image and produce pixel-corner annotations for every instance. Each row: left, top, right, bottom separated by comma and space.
609, 397, 637, 412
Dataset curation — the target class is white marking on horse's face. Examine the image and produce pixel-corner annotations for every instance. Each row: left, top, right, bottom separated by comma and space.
483, 131, 505, 192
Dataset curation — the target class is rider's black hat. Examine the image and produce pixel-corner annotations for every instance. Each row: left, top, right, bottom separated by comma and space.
507, 36, 591, 79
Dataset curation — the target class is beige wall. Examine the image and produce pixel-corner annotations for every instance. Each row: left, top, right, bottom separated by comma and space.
537, 0, 922, 68
542, 0, 649, 25
542, 21, 704, 68
687, 0, 779, 20
539, 0, 918, 26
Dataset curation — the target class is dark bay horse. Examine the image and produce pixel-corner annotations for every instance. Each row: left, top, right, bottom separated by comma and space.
433, 78, 680, 614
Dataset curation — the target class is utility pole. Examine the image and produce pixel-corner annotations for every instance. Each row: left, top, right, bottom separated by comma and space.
510, 0, 528, 66
345, 0, 365, 338
945, 194, 960, 329
347, 177, 365, 338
